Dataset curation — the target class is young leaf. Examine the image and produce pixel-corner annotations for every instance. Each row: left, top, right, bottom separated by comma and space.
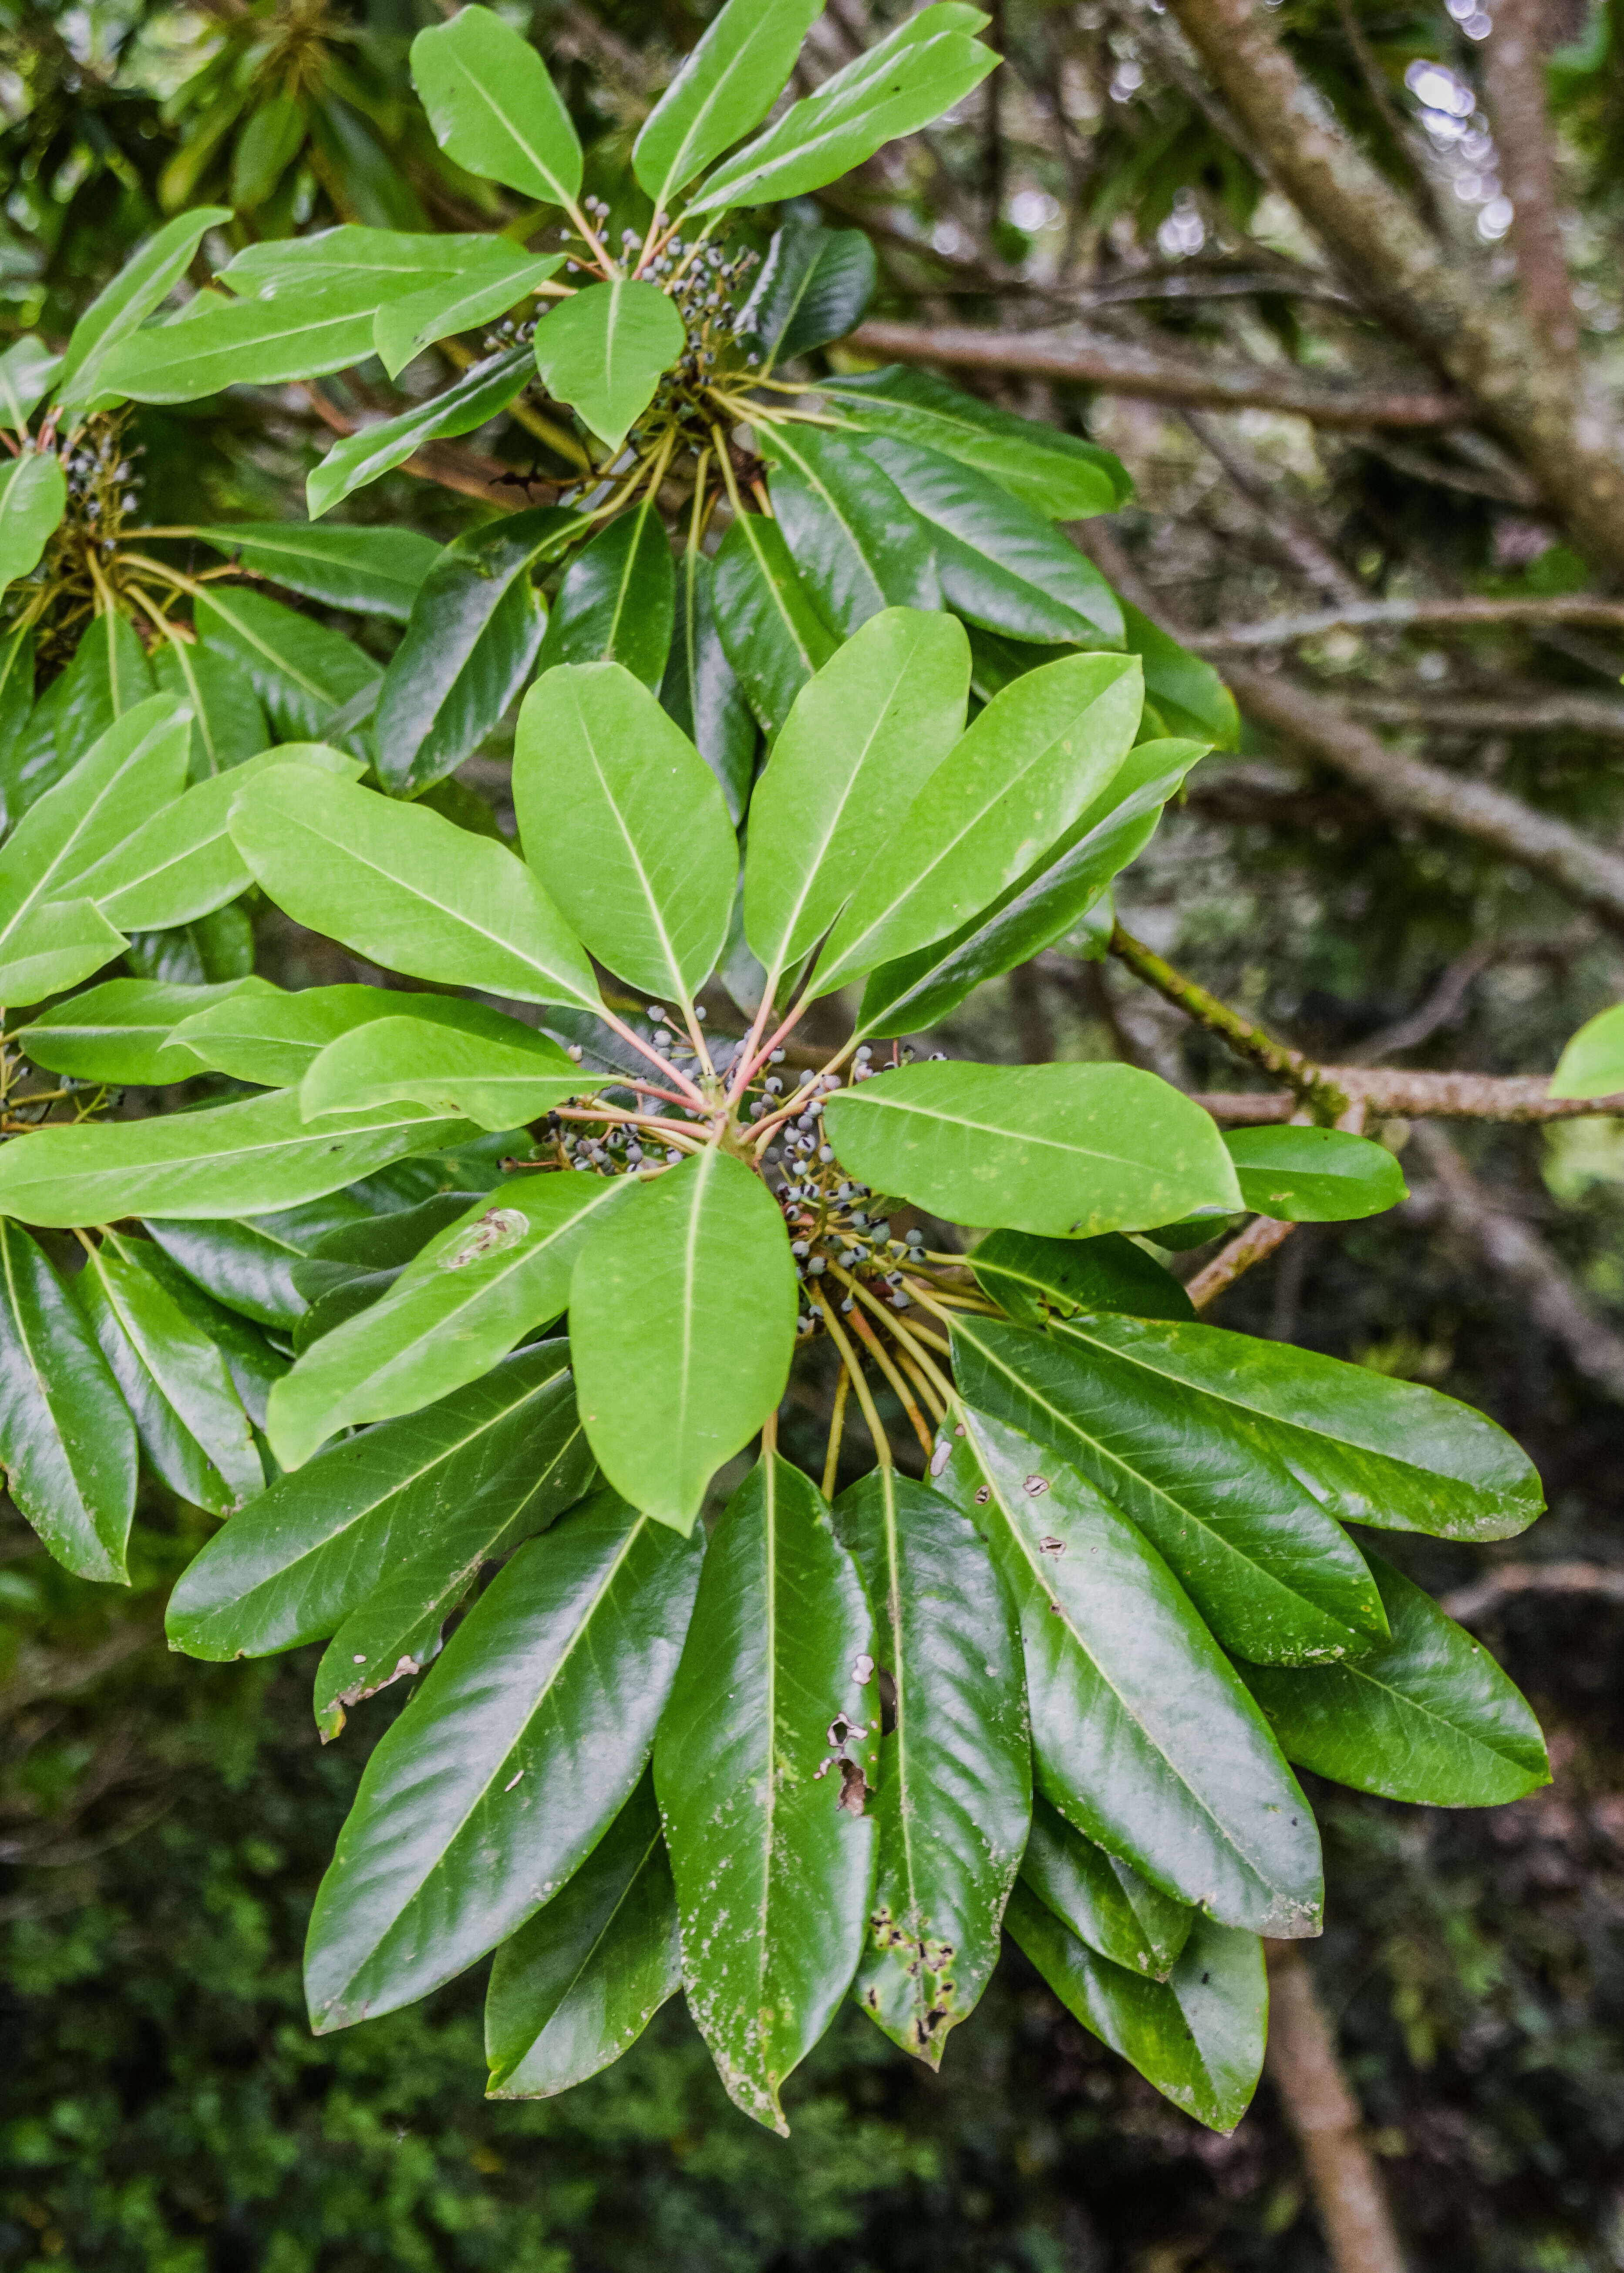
823, 1061, 1242, 1240
1238, 1553, 1550, 1805
948, 1408, 1322, 1938
569, 1149, 797, 1532
168, 1344, 577, 1657
194, 524, 442, 621
73, 1231, 260, 1517
17, 975, 274, 1087
375, 508, 569, 792
300, 1016, 586, 1131
55, 207, 232, 413
228, 764, 602, 1011
411, 6, 583, 206
1550, 1000, 1624, 1098
374, 250, 564, 381
307, 347, 532, 520
0, 1091, 475, 1229
534, 502, 675, 692
485, 1773, 681, 2098
305, 1490, 702, 2030
1020, 1795, 1193, 1980
713, 511, 839, 734
660, 545, 756, 823
152, 639, 269, 776
953, 1312, 1388, 1666
195, 589, 378, 743
633, 0, 822, 210
822, 365, 1131, 519
742, 223, 878, 370
833, 1467, 1029, 2067
0, 338, 61, 434
971, 1229, 1195, 1326
1006, 1886, 1266, 2134
811, 652, 1142, 994
532, 281, 687, 454
744, 607, 969, 979
100, 279, 400, 404
514, 663, 736, 1003
267, 1177, 629, 1469
761, 424, 940, 633
0, 1218, 137, 1584
1049, 1310, 1543, 1543
0, 454, 67, 598
656, 1454, 877, 2133
1223, 1127, 1408, 1222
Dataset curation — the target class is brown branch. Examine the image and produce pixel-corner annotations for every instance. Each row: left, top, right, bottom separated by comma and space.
843, 319, 1465, 429
1189, 1071, 1624, 1123
1341, 689, 1624, 741
1186, 1216, 1296, 1310
1442, 1560, 1624, 1622
1187, 596, 1624, 650
1484, 0, 1580, 365
1110, 923, 1350, 1121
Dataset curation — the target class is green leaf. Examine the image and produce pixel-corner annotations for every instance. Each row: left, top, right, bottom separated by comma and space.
742, 223, 877, 370
1550, 1000, 1624, 1098
1121, 603, 1239, 750
570, 1148, 797, 1532
515, 663, 735, 1003
971, 1229, 1195, 1326
142, 1200, 362, 1330
1049, 1310, 1543, 1543
687, 13, 998, 211
17, 976, 273, 1087
0, 454, 66, 598
73, 1230, 260, 1516
0, 338, 61, 435
533, 280, 687, 454
0, 1090, 475, 1229
130, 1236, 287, 1431
1223, 1126, 1409, 1223
1238, 1553, 1549, 1805
534, 501, 674, 692
168, 1344, 577, 1656
863, 438, 1123, 647
56, 208, 232, 414
953, 1313, 1388, 1666
300, 1014, 586, 1131
713, 511, 839, 735
824, 1061, 1241, 1239
307, 347, 532, 520
660, 546, 756, 824
485, 1772, 681, 2097
195, 589, 378, 744
72, 742, 362, 933
0, 626, 34, 828
833, 1467, 1028, 2067
0, 1218, 137, 1583
306, 1488, 702, 2029
1019, 1795, 1193, 1980
634, 0, 822, 209
0, 899, 127, 1006
812, 652, 1142, 995
228, 764, 601, 1011
374, 249, 564, 380
656, 1453, 876, 2132
856, 739, 1202, 1036
411, 6, 583, 205
375, 507, 569, 793
152, 639, 269, 777
948, 1407, 1322, 1937
51, 617, 158, 780
195, 524, 442, 622
823, 366, 1131, 519
166, 980, 410, 1088
1006, 1885, 1265, 2133
231, 92, 306, 208
99, 279, 399, 405
312, 1374, 596, 1739
762, 424, 940, 634
219, 226, 504, 300
744, 607, 969, 980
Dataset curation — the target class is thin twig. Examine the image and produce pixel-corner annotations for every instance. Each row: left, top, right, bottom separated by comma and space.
822, 1364, 852, 1498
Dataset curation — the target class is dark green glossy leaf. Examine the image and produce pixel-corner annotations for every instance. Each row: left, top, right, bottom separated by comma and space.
231, 93, 305, 207
1020, 1794, 1193, 1980
945, 1407, 1323, 1937
485, 1773, 680, 2097
305, 1488, 702, 2029
743, 223, 877, 369
533, 281, 686, 454
1223, 1126, 1409, 1223
833, 1467, 1028, 2066
307, 347, 531, 520
713, 511, 839, 735
0, 626, 35, 829
660, 544, 755, 824
142, 1203, 357, 1330
196, 589, 378, 743
656, 1454, 876, 2132
17, 975, 273, 1087
953, 1313, 1388, 1665
823, 365, 1130, 519
152, 638, 269, 778
535, 502, 674, 692
971, 1229, 1195, 1326
195, 524, 442, 621
411, 6, 583, 205
633, 0, 821, 209
1121, 603, 1239, 750
0, 1217, 136, 1583
764, 424, 939, 634
50, 614, 157, 774
128, 1236, 286, 1430
1239, 1553, 1549, 1805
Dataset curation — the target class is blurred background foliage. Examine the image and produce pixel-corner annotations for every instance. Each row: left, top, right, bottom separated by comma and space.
3, 0, 1624, 2263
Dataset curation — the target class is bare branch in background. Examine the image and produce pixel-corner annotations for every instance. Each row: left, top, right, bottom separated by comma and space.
1187, 596, 1624, 650
1483, 0, 1580, 365
1191, 1072, 1624, 1123
1443, 1560, 1624, 1621
1342, 689, 1624, 740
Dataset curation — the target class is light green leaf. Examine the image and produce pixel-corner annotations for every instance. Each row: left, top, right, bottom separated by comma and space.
167, 980, 437, 1089
533, 279, 687, 454
824, 366, 1130, 520
307, 347, 531, 520
17, 976, 274, 1087
194, 524, 442, 621
57, 208, 232, 413
0, 899, 127, 1005
1122, 603, 1239, 750
1020, 1795, 1193, 1980
374, 249, 564, 380
231, 92, 305, 209
634, 0, 822, 209
0, 454, 66, 599
220, 226, 508, 300
0, 338, 61, 435
99, 279, 399, 406
195, 588, 378, 744
1223, 1126, 1409, 1223
411, 6, 583, 206
712, 510, 839, 735
570, 1148, 797, 1532
1550, 1001, 1624, 1098
300, 1014, 587, 1131
762, 423, 940, 633
152, 638, 269, 776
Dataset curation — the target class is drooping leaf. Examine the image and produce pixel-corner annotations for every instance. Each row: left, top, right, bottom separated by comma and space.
660, 544, 756, 823
56, 207, 232, 414
0, 453, 67, 598
823, 365, 1131, 519
713, 510, 839, 734
514, 663, 735, 1003
971, 1229, 1195, 1326
532, 280, 687, 454
485, 1773, 681, 2097
411, 6, 583, 206
0, 1218, 137, 1584
742, 223, 878, 370
762, 424, 940, 634
228, 764, 602, 1011
195, 589, 378, 743
152, 638, 269, 776
195, 524, 443, 621
1019, 1795, 1193, 1980
300, 1015, 586, 1131
656, 1454, 876, 2133
307, 347, 532, 520
945, 1408, 1323, 1938
17, 976, 274, 1087
569, 1149, 797, 1532
374, 249, 564, 381
0, 626, 35, 828
534, 502, 675, 692
633, 0, 822, 210
305, 1488, 702, 2029
833, 1467, 1029, 2066
1222, 1127, 1409, 1222
1238, 1554, 1550, 1805
953, 1312, 1388, 1665
130, 1236, 287, 1431
231, 92, 305, 208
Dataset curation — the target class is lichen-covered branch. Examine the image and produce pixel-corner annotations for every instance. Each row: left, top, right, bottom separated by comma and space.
1110, 923, 1350, 1121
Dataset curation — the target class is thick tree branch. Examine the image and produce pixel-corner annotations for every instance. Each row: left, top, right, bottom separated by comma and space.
1109, 923, 1350, 1120
1342, 690, 1624, 741
1190, 1071, 1624, 1123
1442, 1560, 1624, 1622
1189, 596, 1624, 650
1484, 0, 1580, 364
